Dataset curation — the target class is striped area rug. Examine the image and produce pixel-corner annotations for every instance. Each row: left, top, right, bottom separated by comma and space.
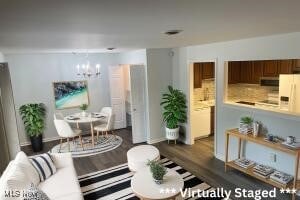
78, 157, 226, 200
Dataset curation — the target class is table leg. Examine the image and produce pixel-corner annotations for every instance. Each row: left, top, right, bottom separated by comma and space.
238, 138, 242, 159
225, 132, 229, 172
90, 122, 94, 147
292, 152, 299, 200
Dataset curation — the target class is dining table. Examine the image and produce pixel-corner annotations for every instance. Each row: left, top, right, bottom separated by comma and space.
64, 112, 107, 147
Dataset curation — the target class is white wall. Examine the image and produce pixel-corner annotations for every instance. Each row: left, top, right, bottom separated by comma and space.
0, 52, 4, 62
5, 53, 120, 144
172, 32, 300, 175
146, 48, 173, 143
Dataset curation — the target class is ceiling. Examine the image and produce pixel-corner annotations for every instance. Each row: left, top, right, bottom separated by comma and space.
0, 0, 300, 53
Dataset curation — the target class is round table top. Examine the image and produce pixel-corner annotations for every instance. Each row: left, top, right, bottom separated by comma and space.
131, 167, 184, 200
64, 112, 107, 123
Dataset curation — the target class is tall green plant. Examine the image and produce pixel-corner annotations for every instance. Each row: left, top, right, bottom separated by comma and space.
160, 86, 187, 129
19, 103, 46, 137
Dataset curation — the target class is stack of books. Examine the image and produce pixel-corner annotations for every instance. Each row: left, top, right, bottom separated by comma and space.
270, 171, 293, 186
253, 164, 274, 179
234, 158, 255, 169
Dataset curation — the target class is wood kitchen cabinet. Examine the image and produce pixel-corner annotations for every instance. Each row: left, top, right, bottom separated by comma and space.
228, 61, 241, 84
194, 63, 202, 88
252, 61, 264, 83
293, 59, 300, 72
240, 61, 253, 83
278, 60, 293, 74
202, 62, 215, 79
263, 60, 278, 77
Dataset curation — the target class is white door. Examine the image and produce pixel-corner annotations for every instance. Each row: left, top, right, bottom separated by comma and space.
130, 65, 147, 143
109, 65, 126, 129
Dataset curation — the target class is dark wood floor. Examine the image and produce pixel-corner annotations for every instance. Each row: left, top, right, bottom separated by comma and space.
22, 129, 293, 200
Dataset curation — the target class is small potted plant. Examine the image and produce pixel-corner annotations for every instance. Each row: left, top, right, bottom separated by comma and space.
239, 116, 253, 135
80, 103, 88, 117
160, 86, 187, 142
147, 160, 167, 184
19, 103, 46, 152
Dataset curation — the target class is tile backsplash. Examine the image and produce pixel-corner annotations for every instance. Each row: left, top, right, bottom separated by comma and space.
227, 84, 279, 102
193, 79, 215, 101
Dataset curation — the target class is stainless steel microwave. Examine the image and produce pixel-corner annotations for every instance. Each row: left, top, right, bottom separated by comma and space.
260, 77, 279, 87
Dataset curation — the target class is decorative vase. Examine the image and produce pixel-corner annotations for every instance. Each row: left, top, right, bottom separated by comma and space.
165, 127, 179, 140
81, 111, 87, 117
154, 178, 163, 185
239, 122, 253, 135
252, 122, 260, 137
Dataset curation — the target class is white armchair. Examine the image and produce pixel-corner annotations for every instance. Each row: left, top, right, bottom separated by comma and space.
94, 107, 114, 139
54, 119, 84, 152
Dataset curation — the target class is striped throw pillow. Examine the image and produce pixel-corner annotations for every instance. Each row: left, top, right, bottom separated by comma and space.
30, 153, 57, 182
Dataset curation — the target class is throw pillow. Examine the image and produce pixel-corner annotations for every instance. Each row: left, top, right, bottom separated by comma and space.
29, 153, 56, 182
23, 183, 50, 200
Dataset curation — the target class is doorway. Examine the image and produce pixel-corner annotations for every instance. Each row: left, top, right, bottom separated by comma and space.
189, 60, 217, 155
121, 64, 148, 144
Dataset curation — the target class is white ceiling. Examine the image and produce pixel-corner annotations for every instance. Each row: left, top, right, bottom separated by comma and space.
1, 0, 300, 53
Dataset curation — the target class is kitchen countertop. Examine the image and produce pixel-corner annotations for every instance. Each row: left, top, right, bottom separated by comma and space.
194, 100, 215, 111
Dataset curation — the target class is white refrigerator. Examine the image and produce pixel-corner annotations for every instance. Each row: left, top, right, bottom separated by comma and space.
279, 74, 300, 113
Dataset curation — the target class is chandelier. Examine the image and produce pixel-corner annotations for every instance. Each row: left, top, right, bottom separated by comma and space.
75, 52, 101, 78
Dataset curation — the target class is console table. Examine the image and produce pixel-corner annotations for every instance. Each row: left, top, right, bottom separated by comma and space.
225, 129, 300, 200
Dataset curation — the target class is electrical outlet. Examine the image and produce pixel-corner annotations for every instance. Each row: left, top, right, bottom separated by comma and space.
270, 153, 277, 162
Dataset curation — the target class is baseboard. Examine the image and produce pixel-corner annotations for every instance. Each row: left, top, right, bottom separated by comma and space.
147, 137, 166, 144
20, 136, 61, 147
215, 152, 225, 161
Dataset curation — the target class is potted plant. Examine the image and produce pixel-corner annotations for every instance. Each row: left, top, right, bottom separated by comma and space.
160, 85, 187, 142
80, 103, 88, 117
19, 103, 46, 152
239, 116, 253, 135
147, 160, 167, 184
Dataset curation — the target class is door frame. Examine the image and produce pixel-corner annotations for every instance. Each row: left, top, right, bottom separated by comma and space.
187, 58, 218, 157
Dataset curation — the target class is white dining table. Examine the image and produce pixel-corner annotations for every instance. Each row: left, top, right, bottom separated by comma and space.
64, 112, 107, 147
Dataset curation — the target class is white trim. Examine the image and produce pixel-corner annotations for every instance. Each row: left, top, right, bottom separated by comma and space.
215, 152, 225, 162
147, 137, 166, 144
20, 136, 61, 147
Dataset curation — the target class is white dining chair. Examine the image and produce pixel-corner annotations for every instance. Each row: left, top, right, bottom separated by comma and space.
54, 119, 84, 152
94, 107, 114, 140
54, 112, 64, 120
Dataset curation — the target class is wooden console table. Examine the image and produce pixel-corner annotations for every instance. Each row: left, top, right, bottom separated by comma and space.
225, 129, 300, 200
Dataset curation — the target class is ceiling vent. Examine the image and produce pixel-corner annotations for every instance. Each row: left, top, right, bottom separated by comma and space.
164, 30, 183, 35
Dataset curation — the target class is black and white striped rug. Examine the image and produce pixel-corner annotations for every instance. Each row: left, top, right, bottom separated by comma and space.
78, 157, 226, 200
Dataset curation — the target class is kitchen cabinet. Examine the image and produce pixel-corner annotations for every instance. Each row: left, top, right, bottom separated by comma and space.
210, 106, 215, 135
192, 107, 211, 139
202, 62, 214, 79
293, 59, 300, 72
228, 61, 241, 84
240, 61, 253, 83
278, 60, 293, 74
263, 60, 278, 77
194, 63, 202, 88
252, 61, 264, 84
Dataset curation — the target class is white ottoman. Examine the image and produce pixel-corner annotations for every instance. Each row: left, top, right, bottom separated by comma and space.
127, 145, 160, 172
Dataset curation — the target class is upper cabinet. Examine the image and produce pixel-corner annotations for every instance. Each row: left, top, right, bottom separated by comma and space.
228, 59, 299, 84
194, 62, 215, 88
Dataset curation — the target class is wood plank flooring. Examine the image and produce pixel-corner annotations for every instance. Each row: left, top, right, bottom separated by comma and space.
22, 129, 294, 200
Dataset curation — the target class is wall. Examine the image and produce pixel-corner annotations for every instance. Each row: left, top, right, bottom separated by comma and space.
172, 32, 300, 175
0, 52, 4, 62
5, 53, 120, 145
193, 80, 215, 102
146, 48, 173, 143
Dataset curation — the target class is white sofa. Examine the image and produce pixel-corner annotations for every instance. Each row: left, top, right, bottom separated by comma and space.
0, 151, 83, 200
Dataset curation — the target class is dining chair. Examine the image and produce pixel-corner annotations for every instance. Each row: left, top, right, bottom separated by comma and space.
94, 107, 114, 140
54, 119, 84, 152
54, 112, 64, 120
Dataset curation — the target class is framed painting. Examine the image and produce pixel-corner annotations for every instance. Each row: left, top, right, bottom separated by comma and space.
53, 81, 89, 109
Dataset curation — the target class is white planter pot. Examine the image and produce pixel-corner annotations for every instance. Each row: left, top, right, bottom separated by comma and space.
165, 127, 179, 140
81, 111, 87, 117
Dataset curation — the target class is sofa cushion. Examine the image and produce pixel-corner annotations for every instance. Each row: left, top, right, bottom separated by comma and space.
30, 153, 56, 182
38, 165, 82, 200
14, 151, 40, 185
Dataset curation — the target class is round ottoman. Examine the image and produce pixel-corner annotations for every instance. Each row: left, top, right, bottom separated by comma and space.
127, 145, 160, 172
